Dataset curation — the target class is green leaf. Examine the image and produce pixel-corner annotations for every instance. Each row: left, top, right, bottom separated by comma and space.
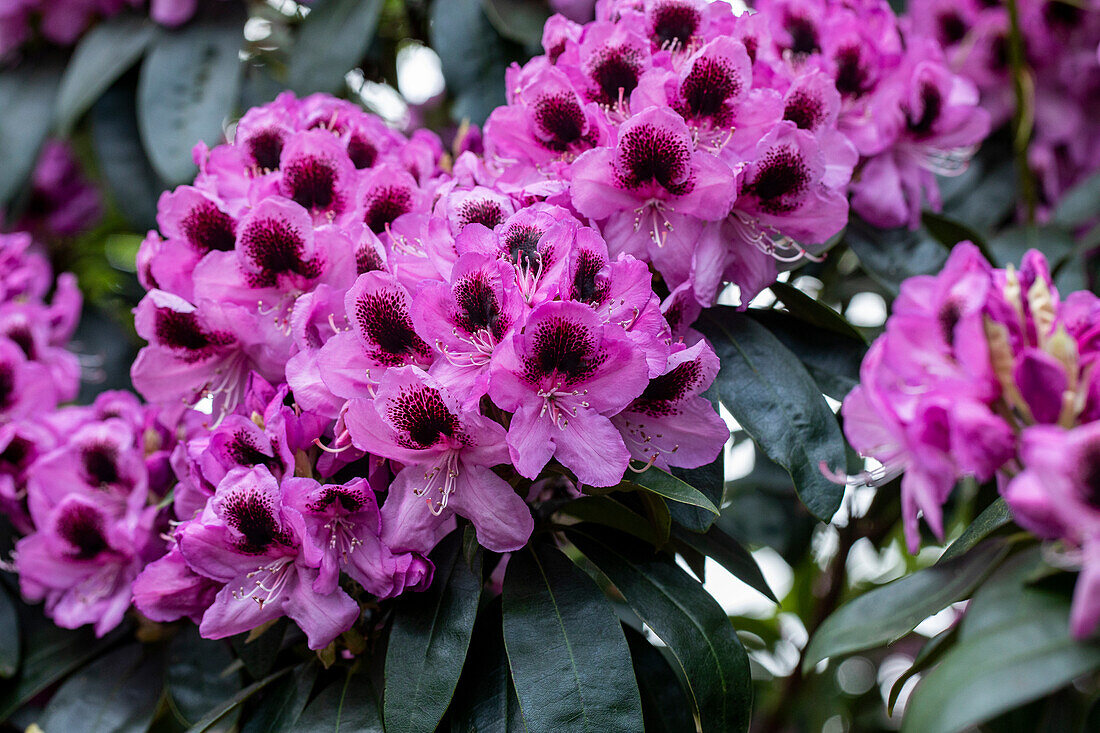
185, 666, 293, 733
448, 598, 528, 733
568, 527, 753, 733
921, 211, 994, 261
0, 583, 19, 678
55, 14, 159, 134
939, 497, 1013, 563
627, 466, 720, 515
430, 0, 512, 124
137, 4, 244, 184
385, 531, 483, 733
902, 550, 1100, 733
672, 526, 778, 603
698, 307, 846, 520
558, 495, 658, 545
1052, 171, 1100, 230
91, 79, 166, 232
623, 626, 695, 733
288, 0, 384, 95
989, 226, 1075, 270
845, 217, 948, 294
242, 663, 318, 733
231, 618, 287, 679
166, 629, 241, 730
37, 643, 164, 733
0, 61, 62, 206
802, 540, 1010, 672
668, 450, 725, 533
296, 668, 384, 733
747, 309, 866, 401
481, 0, 551, 47
502, 543, 644, 732
768, 281, 866, 342
0, 616, 124, 721
888, 625, 957, 715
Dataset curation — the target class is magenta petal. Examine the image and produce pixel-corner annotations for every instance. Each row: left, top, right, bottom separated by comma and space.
447, 464, 534, 552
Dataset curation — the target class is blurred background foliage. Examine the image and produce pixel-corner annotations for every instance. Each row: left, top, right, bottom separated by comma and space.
2, 1, 1100, 732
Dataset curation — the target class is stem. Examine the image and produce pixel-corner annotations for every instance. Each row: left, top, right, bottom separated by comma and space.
1005, 0, 1037, 224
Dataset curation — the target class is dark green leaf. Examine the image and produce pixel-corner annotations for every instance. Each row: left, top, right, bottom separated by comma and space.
568, 527, 753, 733
903, 550, 1100, 733
623, 626, 695, 733
91, 79, 165, 232
921, 211, 992, 258
802, 540, 1010, 672
231, 618, 287, 679
0, 61, 62, 206
385, 531, 483, 733
137, 5, 244, 184
185, 666, 293, 733
627, 466, 719, 515
699, 307, 846, 520
668, 450, 725, 533
296, 669, 384, 733
0, 583, 18, 678
845, 217, 948, 294
502, 543, 644, 732
558, 495, 657, 544
989, 226, 1075, 270
481, 0, 551, 47
0, 617, 124, 721
38, 643, 164, 733
887, 625, 957, 715
431, 0, 512, 124
672, 526, 777, 603
448, 598, 528, 733
1052, 171, 1100, 230
939, 154, 1016, 232
288, 0, 384, 95
768, 281, 866, 342
55, 14, 159, 134
939, 497, 1013, 562
242, 663, 317, 733
748, 309, 866, 401
166, 628, 240, 730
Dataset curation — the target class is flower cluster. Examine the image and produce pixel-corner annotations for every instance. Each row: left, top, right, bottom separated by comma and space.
0, 0, 250, 60
480, 0, 989, 310
909, 0, 1100, 216
8, 140, 101, 240
842, 243, 1100, 637
124, 91, 730, 648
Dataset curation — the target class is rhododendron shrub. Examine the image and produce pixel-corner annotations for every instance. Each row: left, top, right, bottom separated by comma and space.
2, 1, 1100, 732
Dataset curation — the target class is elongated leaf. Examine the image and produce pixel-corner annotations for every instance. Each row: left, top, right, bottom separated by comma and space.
231, 618, 287, 678
558, 495, 658, 544
568, 527, 753, 733
137, 5, 244, 184
802, 540, 1010, 671
921, 211, 991, 256
628, 466, 719, 515
0, 617, 124, 721
939, 497, 1013, 562
888, 625, 957, 715
481, 0, 551, 47
673, 526, 777, 603
768, 281, 866, 342
55, 14, 158, 134
699, 307, 846, 520
242, 663, 318, 733
903, 550, 1100, 733
288, 0, 384, 95
37, 643, 164, 733
430, 0, 512, 124
668, 450, 725, 532
91, 79, 165, 231
503, 543, 644, 732
296, 669, 384, 732
0, 61, 62, 206
0, 583, 18, 678
623, 626, 695, 733
448, 598, 528, 733
747, 309, 866, 401
166, 629, 240, 730
1052, 171, 1100, 229
385, 532, 483, 733
845, 217, 948, 294
185, 666, 292, 733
